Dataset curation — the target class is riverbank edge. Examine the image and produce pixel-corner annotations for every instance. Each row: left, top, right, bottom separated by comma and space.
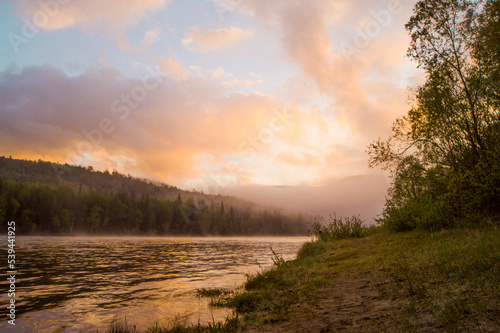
102, 225, 500, 332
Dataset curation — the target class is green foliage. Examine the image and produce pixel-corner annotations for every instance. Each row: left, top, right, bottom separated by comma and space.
227, 291, 264, 314
380, 193, 456, 232
196, 288, 232, 298
0, 156, 309, 235
222, 226, 499, 331
368, 0, 500, 231
296, 240, 338, 260
310, 214, 366, 241
100, 314, 242, 333
385, 228, 500, 331
0, 175, 307, 236
270, 247, 286, 268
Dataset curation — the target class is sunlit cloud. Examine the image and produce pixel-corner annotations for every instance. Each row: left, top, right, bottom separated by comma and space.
158, 58, 189, 82
182, 26, 254, 53
188, 66, 263, 89
0, 0, 425, 216
12, 0, 171, 33
141, 27, 162, 46
0, 62, 362, 188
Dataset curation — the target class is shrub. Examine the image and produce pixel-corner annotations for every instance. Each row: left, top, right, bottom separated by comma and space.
310, 214, 366, 241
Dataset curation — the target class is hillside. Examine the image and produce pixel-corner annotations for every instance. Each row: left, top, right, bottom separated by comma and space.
0, 156, 309, 235
0, 155, 246, 204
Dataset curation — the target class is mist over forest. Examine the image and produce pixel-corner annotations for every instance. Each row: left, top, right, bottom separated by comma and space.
222, 175, 388, 224
0, 156, 310, 235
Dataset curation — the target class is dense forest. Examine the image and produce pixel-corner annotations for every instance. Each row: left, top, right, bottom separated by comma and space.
0, 156, 308, 235
368, 0, 500, 231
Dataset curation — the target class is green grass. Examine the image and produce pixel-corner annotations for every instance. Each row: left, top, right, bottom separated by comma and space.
98, 314, 242, 333
222, 225, 500, 331
382, 228, 500, 331
196, 288, 237, 308
102, 224, 500, 332
309, 214, 367, 240
196, 288, 235, 298
220, 238, 358, 324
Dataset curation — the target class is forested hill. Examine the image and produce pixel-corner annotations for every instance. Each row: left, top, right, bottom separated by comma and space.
0, 155, 188, 199
0, 156, 309, 235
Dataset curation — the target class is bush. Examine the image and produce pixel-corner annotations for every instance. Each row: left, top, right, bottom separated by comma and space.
310, 214, 366, 241
378, 195, 455, 232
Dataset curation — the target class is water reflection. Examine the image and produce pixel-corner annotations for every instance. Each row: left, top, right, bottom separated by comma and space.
0, 236, 308, 332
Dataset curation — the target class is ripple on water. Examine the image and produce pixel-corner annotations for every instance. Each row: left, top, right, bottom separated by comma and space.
0, 236, 308, 332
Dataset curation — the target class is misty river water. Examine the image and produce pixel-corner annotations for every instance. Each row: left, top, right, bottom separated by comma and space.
0, 236, 309, 332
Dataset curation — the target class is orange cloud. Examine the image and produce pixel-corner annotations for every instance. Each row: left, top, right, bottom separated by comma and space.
13, 0, 171, 33
275, 151, 323, 167
0, 65, 288, 185
141, 27, 162, 46
182, 26, 254, 52
158, 58, 189, 82
203, 0, 422, 186
245, 0, 421, 142
2, 0, 424, 191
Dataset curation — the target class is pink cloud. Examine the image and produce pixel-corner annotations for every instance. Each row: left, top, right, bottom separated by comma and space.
13, 0, 171, 33
0, 65, 287, 184
1, 0, 425, 195
232, 0, 422, 143
182, 26, 254, 52
141, 27, 162, 46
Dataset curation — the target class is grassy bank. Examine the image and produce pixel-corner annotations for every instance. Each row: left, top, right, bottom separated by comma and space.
102, 225, 500, 332
224, 226, 500, 332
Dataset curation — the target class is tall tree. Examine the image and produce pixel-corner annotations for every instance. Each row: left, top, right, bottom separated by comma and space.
368, 0, 500, 230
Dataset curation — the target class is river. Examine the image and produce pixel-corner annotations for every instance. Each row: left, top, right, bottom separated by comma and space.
0, 236, 309, 332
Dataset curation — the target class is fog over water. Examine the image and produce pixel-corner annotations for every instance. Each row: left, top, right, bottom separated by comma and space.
223, 175, 389, 224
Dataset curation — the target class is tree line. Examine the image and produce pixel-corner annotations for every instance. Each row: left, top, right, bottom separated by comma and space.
0, 155, 182, 200
0, 178, 307, 235
0, 157, 308, 235
368, 0, 500, 231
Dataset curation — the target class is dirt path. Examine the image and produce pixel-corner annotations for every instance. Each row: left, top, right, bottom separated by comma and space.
243, 231, 498, 332
247, 269, 404, 332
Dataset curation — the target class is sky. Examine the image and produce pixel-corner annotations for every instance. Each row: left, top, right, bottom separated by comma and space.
0, 0, 424, 218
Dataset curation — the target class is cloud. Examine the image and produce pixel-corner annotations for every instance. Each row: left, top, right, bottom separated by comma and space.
184, 0, 423, 191
0, 62, 371, 190
141, 27, 162, 46
0, 0, 429, 220
1, 0, 424, 192
182, 26, 254, 52
158, 58, 189, 82
0, 65, 289, 184
12, 0, 171, 34
223, 0, 422, 146
188, 66, 263, 88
